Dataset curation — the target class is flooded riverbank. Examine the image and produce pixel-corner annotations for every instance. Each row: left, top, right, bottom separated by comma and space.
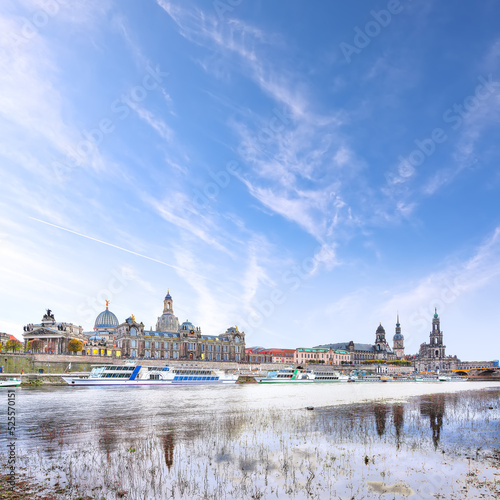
1, 382, 499, 499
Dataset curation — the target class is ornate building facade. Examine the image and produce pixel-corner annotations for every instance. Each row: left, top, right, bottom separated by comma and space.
316, 323, 397, 362
84, 292, 245, 362
22, 309, 85, 354
294, 347, 350, 365
413, 308, 458, 372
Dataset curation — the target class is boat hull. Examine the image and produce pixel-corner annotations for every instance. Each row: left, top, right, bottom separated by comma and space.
62, 377, 237, 386
259, 379, 348, 383
0, 380, 21, 387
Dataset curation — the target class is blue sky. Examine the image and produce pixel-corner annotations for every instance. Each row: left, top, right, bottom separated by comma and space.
1, 0, 499, 360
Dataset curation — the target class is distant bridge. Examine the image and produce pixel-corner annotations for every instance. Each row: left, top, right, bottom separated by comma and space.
453, 367, 500, 378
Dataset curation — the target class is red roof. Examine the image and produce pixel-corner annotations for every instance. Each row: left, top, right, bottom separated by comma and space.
245, 347, 295, 355
0, 333, 19, 342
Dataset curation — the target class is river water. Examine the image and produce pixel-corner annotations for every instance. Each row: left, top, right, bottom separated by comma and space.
1, 381, 499, 499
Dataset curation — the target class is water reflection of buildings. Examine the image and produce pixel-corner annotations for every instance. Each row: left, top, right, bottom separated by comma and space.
393, 404, 404, 448
162, 432, 175, 471
373, 404, 388, 437
420, 394, 445, 448
371, 403, 405, 446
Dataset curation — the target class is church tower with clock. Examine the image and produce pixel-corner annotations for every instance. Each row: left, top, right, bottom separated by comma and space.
392, 314, 405, 359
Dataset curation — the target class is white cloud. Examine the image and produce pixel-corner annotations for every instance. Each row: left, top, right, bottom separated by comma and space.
130, 102, 174, 142
0, 3, 113, 185
148, 193, 232, 254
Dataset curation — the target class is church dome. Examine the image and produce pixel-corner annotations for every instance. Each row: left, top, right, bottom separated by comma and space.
165, 290, 172, 300
393, 333, 404, 340
376, 324, 385, 334
94, 309, 119, 329
180, 321, 195, 332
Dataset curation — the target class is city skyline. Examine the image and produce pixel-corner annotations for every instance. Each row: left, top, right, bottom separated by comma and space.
1, 1, 500, 360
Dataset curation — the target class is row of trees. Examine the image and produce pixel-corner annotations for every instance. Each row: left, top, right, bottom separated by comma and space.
1, 339, 84, 353
0, 339, 23, 353
361, 359, 412, 366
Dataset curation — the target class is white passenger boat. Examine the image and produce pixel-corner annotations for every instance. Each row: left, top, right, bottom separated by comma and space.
415, 376, 440, 382
62, 364, 238, 386
259, 367, 349, 383
0, 378, 21, 387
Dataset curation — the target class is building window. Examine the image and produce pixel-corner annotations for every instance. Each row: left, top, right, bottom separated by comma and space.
216, 345, 220, 352
155, 351, 159, 358
173, 352, 178, 359
145, 350, 150, 358
236, 354, 239, 361
224, 346, 228, 353
208, 353, 212, 361
131, 340, 137, 348
155, 342, 159, 349
216, 354, 220, 361
173, 343, 178, 350
145, 341, 150, 348
224, 354, 228, 361
130, 328, 137, 336
208, 345, 212, 352
165, 351, 169, 359
131, 350, 136, 357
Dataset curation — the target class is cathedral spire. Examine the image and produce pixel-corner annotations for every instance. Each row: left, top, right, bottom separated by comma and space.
393, 314, 404, 358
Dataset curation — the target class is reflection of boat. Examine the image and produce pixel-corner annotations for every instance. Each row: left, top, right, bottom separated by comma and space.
0, 378, 21, 387
349, 376, 382, 382
62, 365, 238, 386
259, 368, 349, 383
415, 374, 460, 382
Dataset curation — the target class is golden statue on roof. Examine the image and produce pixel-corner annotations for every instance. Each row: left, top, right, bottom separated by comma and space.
105, 300, 109, 309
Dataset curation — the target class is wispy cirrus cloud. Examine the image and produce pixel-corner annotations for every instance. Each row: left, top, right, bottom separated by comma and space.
129, 102, 174, 143
147, 193, 232, 254
156, 1, 359, 253
0, 3, 113, 185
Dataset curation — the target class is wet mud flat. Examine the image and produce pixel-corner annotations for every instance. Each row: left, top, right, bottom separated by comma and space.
1, 386, 499, 499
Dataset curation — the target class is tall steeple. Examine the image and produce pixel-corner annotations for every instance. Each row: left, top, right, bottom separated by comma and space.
430, 307, 443, 346
393, 312, 405, 359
